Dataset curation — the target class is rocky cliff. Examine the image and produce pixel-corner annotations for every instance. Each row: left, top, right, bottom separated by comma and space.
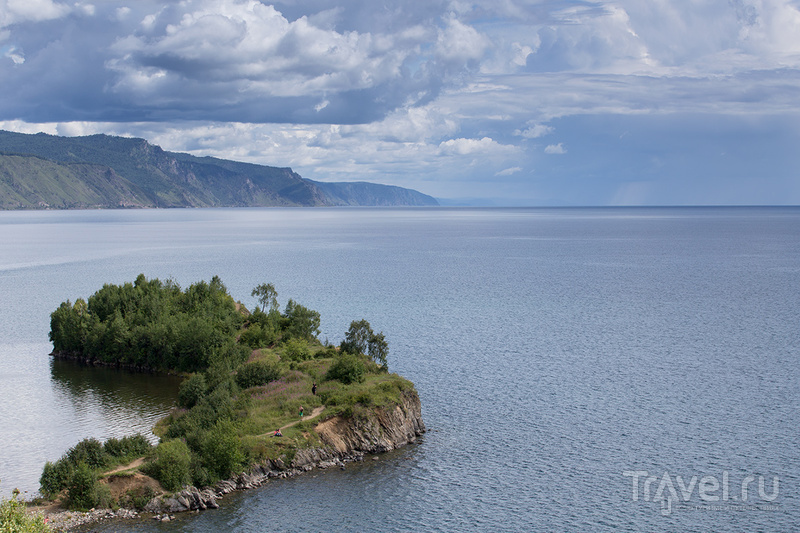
313, 389, 425, 454
144, 390, 425, 516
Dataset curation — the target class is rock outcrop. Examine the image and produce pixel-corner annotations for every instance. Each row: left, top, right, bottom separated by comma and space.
314, 389, 425, 454
143, 390, 425, 515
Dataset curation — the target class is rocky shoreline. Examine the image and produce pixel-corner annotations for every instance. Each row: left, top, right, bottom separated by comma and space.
146, 449, 375, 516
41, 390, 425, 531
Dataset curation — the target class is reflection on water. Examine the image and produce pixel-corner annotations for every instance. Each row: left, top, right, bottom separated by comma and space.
49, 358, 183, 445
0, 343, 180, 496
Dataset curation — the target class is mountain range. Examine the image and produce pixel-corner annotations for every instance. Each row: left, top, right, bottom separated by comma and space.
0, 130, 438, 209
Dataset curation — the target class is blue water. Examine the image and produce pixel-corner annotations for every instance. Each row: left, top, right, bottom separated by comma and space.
0, 207, 798, 531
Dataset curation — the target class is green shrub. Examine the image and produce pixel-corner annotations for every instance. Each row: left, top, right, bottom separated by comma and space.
121, 486, 157, 511
189, 457, 213, 488
204, 382, 236, 419
163, 403, 220, 441
142, 439, 192, 492
325, 354, 366, 384
354, 391, 373, 406
40, 458, 74, 498
203, 357, 235, 392
102, 437, 125, 458
104, 434, 151, 458
0, 491, 50, 532
66, 462, 109, 511
96, 483, 112, 510
239, 323, 277, 349
235, 361, 281, 389
200, 420, 244, 481
67, 438, 107, 469
315, 345, 338, 359
282, 338, 310, 362
178, 373, 207, 409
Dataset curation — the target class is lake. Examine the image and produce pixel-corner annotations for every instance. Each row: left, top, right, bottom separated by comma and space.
0, 207, 798, 531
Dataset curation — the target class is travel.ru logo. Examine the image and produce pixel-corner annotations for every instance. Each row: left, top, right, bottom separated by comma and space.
623, 470, 779, 515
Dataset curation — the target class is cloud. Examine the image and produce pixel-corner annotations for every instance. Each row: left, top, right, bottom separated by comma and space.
438, 136, 505, 155
2, 45, 24, 64
115, 6, 131, 21
435, 15, 490, 66
0, 0, 486, 124
516, 123, 553, 138
1, 0, 800, 205
4, 0, 798, 126
495, 166, 522, 176
0, 0, 71, 27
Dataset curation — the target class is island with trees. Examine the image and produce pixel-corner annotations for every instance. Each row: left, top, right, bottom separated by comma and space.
33, 275, 424, 527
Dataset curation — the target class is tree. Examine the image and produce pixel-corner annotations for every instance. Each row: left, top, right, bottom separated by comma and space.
368, 331, 388, 369
342, 319, 372, 355
342, 319, 388, 369
40, 459, 74, 499
251, 283, 278, 313
49, 299, 89, 354
178, 373, 208, 408
66, 462, 110, 511
283, 299, 320, 341
51, 275, 246, 373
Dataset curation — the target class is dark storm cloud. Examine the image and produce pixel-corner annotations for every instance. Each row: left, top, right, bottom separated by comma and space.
0, 0, 481, 124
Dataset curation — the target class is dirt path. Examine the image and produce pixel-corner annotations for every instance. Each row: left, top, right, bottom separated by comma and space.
103, 407, 326, 470
105, 457, 145, 475
258, 406, 325, 437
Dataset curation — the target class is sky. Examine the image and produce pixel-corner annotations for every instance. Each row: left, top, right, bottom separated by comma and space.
1, 0, 799, 205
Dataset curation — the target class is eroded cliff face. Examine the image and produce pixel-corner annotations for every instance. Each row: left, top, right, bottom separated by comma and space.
143, 390, 425, 515
313, 389, 426, 455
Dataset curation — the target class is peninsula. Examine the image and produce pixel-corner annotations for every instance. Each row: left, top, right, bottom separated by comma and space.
36, 275, 424, 528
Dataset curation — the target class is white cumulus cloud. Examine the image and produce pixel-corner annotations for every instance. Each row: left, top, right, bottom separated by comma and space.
438, 136, 501, 155
109, 0, 424, 98
0, 0, 71, 27
435, 15, 490, 65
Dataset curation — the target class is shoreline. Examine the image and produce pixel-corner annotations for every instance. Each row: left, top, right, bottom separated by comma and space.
35, 391, 425, 531
37, 441, 423, 531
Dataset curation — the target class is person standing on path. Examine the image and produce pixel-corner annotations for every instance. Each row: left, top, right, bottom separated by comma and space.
299, 406, 304, 417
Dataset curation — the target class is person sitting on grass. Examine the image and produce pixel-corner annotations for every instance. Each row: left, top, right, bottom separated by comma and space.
273, 429, 282, 437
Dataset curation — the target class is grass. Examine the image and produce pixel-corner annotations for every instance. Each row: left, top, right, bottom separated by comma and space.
107, 342, 418, 495
204, 345, 414, 462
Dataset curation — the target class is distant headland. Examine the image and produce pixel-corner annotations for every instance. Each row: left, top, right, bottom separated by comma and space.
0, 130, 438, 209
